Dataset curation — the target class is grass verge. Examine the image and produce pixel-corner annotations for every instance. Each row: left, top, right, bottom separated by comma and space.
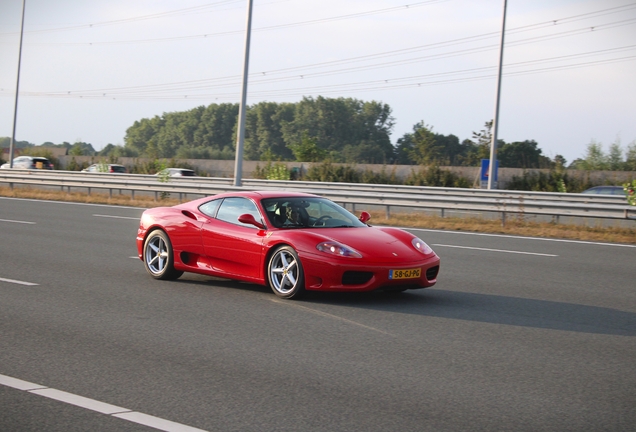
2, 186, 635, 245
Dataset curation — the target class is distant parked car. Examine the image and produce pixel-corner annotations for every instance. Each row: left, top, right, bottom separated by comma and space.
82, 163, 127, 173
0, 156, 54, 170
581, 186, 625, 196
157, 168, 196, 177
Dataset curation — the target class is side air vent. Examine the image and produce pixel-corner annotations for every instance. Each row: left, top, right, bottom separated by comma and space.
182, 210, 197, 220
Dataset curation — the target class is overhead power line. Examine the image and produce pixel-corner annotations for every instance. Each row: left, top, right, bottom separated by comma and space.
1, 2, 634, 102
12, 15, 634, 98
12, 46, 635, 101
6, 1, 633, 46
0, 0, 447, 41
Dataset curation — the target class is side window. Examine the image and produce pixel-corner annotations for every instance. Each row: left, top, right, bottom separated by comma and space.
216, 197, 263, 228
199, 199, 222, 218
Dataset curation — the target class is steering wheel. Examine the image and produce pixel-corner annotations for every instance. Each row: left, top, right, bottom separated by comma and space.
313, 215, 332, 226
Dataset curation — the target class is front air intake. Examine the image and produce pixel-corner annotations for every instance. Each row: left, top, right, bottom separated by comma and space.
342, 271, 373, 285
426, 266, 439, 281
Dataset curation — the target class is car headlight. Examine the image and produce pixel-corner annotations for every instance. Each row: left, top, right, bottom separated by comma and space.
316, 241, 362, 258
412, 237, 433, 255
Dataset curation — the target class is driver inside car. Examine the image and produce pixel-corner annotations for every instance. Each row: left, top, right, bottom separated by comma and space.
287, 205, 305, 226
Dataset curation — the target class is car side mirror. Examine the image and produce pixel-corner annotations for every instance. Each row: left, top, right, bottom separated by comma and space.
359, 211, 371, 223
238, 213, 265, 229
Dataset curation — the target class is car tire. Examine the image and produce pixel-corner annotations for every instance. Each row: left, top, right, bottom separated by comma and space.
267, 246, 305, 299
143, 230, 183, 280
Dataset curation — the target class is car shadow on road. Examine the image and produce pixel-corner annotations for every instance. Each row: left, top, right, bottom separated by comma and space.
171, 275, 635, 337
301, 289, 636, 337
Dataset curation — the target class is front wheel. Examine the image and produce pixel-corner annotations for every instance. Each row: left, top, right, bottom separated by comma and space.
143, 230, 183, 280
267, 246, 305, 299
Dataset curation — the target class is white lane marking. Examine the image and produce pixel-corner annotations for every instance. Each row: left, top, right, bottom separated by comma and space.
0, 277, 39, 286
114, 412, 208, 432
432, 244, 558, 257
0, 373, 208, 432
93, 214, 139, 220
270, 298, 395, 337
0, 218, 35, 224
0, 375, 47, 391
0, 196, 145, 210
29, 388, 131, 415
410, 227, 636, 248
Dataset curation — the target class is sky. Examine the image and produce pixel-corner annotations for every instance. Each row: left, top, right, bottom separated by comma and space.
1, 0, 635, 164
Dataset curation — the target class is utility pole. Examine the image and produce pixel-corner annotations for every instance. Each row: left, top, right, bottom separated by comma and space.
9, 0, 27, 168
233, 0, 254, 187
488, 0, 507, 189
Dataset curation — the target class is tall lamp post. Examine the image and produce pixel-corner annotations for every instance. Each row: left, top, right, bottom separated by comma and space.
9, 0, 27, 168
487, 0, 507, 189
233, 0, 254, 187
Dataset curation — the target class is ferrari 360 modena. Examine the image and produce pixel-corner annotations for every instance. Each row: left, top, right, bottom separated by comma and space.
137, 191, 440, 299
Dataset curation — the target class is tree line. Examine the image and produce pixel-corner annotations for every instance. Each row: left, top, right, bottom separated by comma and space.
121, 98, 561, 169
2, 96, 635, 171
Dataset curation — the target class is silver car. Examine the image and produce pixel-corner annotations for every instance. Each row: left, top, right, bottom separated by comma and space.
0, 156, 54, 169
157, 168, 196, 177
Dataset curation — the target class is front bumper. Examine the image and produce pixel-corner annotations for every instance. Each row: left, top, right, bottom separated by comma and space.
300, 252, 440, 292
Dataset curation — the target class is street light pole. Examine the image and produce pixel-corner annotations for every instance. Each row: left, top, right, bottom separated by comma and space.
9, 0, 27, 169
487, 0, 507, 189
233, 0, 254, 187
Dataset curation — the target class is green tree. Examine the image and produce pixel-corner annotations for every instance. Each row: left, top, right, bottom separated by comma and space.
553, 154, 567, 167
0, 137, 33, 149
125, 116, 164, 156
581, 140, 608, 170
607, 139, 623, 170
394, 132, 416, 165
280, 96, 394, 163
244, 102, 294, 160
625, 140, 636, 171
68, 141, 96, 156
288, 131, 326, 162
498, 140, 551, 168
471, 120, 494, 161
408, 122, 441, 165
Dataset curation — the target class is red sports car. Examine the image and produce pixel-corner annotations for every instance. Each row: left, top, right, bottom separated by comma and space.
136, 191, 440, 299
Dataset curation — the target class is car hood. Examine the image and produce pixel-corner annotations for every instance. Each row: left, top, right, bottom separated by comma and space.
283, 226, 433, 263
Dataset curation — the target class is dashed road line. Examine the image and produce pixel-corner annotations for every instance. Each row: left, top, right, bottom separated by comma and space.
0, 374, 208, 432
410, 227, 636, 248
0, 218, 35, 224
0, 277, 39, 286
93, 214, 139, 220
432, 244, 558, 256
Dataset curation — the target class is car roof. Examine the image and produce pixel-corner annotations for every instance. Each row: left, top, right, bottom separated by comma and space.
583, 186, 623, 192
177, 191, 321, 208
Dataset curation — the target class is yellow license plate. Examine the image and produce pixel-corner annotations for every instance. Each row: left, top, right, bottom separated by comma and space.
389, 268, 421, 280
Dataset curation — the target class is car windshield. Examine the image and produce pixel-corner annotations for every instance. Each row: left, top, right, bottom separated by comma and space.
261, 197, 366, 228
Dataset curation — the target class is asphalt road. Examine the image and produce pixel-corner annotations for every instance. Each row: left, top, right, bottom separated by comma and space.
1, 197, 635, 432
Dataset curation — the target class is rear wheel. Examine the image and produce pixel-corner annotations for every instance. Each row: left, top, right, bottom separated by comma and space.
143, 230, 183, 280
267, 246, 305, 299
